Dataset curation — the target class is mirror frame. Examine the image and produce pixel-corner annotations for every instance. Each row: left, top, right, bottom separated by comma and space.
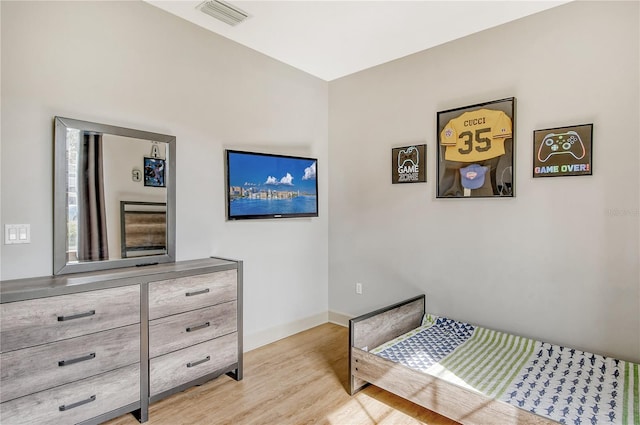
53, 116, 176, 275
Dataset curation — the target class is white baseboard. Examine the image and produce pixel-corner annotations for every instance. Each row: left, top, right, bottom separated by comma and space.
328, 310, 351, 327
243, 311, 328, 352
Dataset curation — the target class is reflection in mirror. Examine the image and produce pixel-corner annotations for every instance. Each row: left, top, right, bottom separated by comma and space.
120, 201, 167, 258
54, 117, 176, 275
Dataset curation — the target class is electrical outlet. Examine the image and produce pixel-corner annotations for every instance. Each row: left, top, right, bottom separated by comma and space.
355, 282, 363, 295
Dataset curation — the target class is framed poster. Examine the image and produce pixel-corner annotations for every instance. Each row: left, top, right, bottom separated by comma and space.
392, 144, 426, 184
533, 124, 593, 177
436, 97, 515, 198
144, 157, 166, 187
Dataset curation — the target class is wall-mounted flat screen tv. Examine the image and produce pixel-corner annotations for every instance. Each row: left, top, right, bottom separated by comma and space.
225, 150, 318, 220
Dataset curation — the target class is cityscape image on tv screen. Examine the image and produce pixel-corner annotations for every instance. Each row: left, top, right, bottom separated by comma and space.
226, 150, 318, 219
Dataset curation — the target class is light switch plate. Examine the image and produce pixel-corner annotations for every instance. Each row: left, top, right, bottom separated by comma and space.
5, 224, 30, 244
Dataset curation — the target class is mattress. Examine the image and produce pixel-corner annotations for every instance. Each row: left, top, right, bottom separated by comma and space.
371, 315, 639, 425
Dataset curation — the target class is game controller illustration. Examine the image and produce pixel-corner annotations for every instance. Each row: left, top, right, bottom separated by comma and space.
398, 146, 419, 168
537, 131, 586, 162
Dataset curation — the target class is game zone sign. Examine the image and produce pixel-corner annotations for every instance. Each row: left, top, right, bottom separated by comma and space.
392, 145, 427, 184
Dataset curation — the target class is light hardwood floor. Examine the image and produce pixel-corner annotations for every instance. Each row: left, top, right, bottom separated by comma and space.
106, 323, 460, 425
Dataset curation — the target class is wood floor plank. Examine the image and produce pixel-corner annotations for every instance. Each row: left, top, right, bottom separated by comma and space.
105, 323, 459, 425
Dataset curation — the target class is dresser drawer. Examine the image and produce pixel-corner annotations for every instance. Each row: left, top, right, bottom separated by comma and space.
149, 301, 236, 358
1, 285, 140, 353
0, 363, 140, 425
149, 332, 237, 396
148, 270, 237, 319
1, 324, 139, 403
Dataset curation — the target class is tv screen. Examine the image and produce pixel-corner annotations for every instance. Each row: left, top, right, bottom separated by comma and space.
225, 150, 318, 220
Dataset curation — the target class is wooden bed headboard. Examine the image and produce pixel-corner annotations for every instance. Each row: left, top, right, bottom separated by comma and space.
120, 201, 167, 258
349, 294, 425, 394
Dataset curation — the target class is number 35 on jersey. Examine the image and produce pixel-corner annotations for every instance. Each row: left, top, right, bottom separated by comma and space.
440, 108, 512, 162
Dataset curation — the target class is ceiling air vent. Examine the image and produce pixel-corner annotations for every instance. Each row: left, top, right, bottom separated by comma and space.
197, 0, 250, 26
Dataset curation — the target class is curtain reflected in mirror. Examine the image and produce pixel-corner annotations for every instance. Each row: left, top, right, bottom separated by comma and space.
77, 132, 109, 261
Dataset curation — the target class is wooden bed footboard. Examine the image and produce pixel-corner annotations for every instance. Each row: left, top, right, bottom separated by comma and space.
348, 294, 557, 425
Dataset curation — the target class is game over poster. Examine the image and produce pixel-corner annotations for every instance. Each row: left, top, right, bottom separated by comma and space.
533, 124, 593, 178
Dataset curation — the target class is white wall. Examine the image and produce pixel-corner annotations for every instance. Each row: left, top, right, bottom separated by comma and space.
328, 1, 640, 362
0, 1, 329, 350
2, 0, 638, 362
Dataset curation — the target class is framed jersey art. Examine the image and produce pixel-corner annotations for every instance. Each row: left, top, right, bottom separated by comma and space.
436, 98, 515, 198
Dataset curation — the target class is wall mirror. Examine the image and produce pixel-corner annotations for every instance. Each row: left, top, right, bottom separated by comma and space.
54, 116, 176, 275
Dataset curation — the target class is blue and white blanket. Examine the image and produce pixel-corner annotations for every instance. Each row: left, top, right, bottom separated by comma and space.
372, 316, 639, 425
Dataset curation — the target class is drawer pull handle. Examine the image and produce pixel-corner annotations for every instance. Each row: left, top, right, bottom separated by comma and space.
185, 288, 209, 297
187, 356, 210, 368
58, 352, 96, 367
186, 322, 210, 333
57, 310, 95, 322
59, 395, 96, 411
185, 288, 210, 297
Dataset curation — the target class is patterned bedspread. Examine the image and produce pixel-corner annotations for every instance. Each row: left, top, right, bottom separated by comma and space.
372, 316, 639, 425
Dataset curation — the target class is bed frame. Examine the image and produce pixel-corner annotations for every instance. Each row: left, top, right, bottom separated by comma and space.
349, 295, 557, 425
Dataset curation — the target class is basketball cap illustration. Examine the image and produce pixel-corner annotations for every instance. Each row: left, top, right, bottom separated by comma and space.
460, 164, 489, 189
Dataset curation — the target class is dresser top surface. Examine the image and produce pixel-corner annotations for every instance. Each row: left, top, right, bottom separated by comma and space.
0, 257, 241, 303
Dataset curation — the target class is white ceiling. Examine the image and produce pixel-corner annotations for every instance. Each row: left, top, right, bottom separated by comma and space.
146, 0, 570, 81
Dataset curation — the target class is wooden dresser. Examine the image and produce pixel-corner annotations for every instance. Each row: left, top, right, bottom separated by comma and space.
0, 257, 243, 425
